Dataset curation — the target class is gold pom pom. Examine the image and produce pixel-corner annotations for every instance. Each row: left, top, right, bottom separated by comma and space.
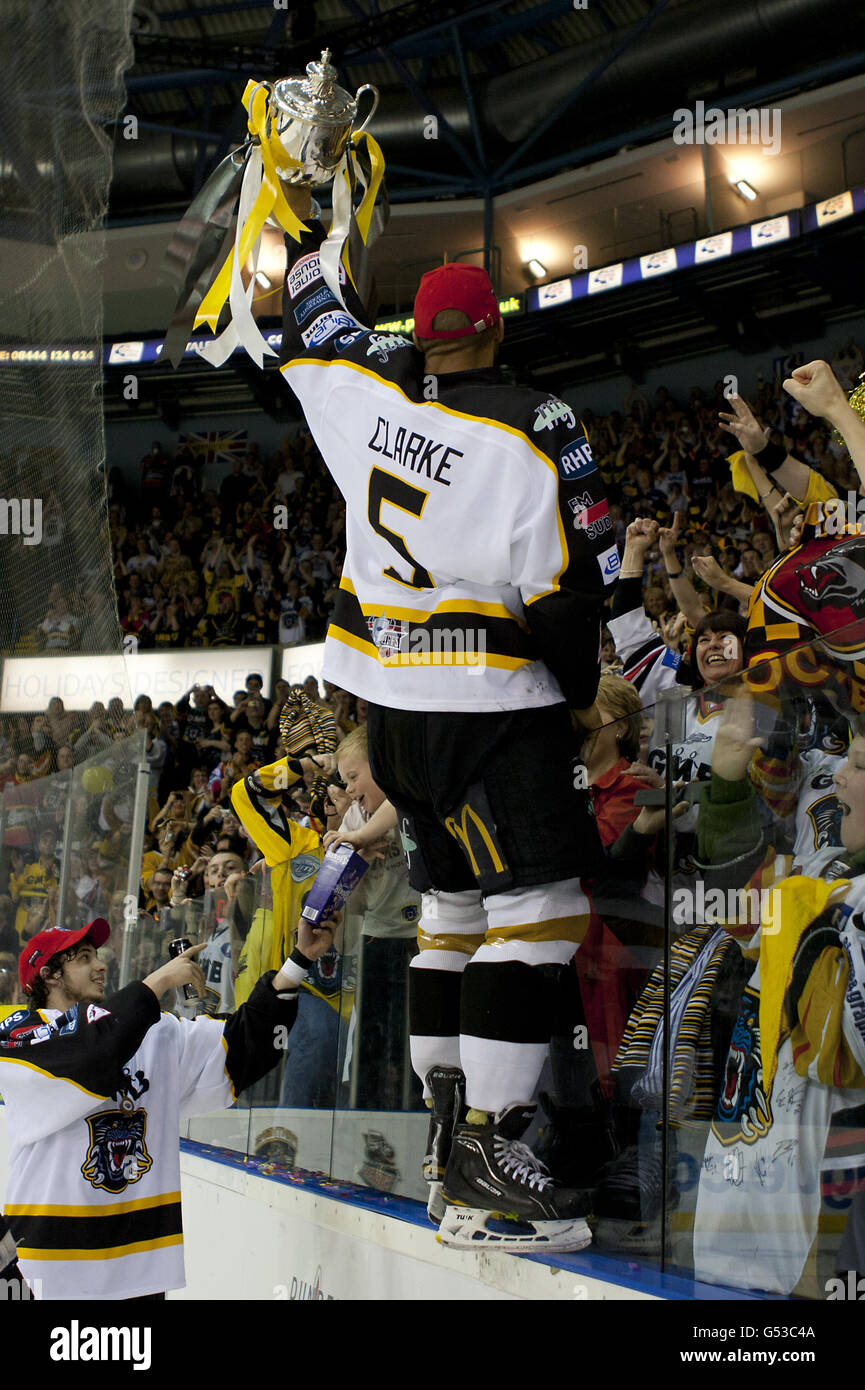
833, 371, 865, 448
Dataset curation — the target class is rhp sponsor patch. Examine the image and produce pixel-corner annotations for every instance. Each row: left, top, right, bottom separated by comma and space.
301, 310, 359, 348
558, 435, 596, 480
294, 284, 336, 326
287, 251, 346, 300
597, 544, 621, 584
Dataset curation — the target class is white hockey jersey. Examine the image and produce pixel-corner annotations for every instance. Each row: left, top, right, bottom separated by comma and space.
0, 974, 298, 1298
693, 872, 865, 1294
279, 226, 614, 713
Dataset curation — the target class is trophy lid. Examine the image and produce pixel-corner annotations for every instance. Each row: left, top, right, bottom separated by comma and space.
271, 49, 357, 127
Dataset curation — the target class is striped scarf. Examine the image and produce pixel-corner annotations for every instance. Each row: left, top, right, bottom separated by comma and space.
614, 926, 738, 1121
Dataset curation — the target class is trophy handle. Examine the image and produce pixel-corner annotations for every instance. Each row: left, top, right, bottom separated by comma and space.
353, 84, 379, 134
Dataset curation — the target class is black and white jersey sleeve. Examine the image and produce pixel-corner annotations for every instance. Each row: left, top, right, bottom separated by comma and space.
608, 576, 683, 706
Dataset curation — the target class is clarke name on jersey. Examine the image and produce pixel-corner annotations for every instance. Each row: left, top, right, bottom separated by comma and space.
368, 416, 463, 486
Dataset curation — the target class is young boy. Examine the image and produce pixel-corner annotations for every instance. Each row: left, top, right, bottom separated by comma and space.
333, 727, 422, 1110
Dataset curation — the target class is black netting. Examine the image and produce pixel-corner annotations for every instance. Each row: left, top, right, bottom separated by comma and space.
0, 0, 134, 656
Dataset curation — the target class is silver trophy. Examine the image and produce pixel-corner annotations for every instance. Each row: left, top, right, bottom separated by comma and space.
268, 49, 379, 185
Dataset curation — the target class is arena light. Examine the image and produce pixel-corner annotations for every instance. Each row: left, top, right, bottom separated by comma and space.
733, 179, 758, 202
254, 270, 273, 289
524, 258, 547, 281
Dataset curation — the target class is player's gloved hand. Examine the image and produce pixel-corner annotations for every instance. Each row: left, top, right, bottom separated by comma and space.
143, 942, 207, 1001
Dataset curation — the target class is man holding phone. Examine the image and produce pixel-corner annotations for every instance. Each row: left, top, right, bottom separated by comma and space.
0, 913, 333, 1299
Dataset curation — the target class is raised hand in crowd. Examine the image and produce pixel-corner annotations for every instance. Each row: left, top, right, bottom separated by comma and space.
770, 493, 805, 552
718, 392, 769, 456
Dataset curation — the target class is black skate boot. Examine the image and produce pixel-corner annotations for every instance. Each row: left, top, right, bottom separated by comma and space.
439, 1102, 593, 1253
422, 1066, 466, 1226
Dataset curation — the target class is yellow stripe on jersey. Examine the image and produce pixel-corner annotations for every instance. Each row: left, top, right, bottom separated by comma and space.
417, 929, 486, 956
5, 1191, 181, 1218
486, 915, 591, 946
18, 1233, 183, 1261
0, 1055, 110, 1100
283, 355, 569, 594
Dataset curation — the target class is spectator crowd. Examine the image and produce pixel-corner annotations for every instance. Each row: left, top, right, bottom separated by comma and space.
2, 336, 865, 1295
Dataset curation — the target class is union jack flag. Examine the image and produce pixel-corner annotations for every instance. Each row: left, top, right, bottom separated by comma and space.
179, 429, 248, 468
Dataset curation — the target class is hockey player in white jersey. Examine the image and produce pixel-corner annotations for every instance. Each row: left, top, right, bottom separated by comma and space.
0, 911, 334, 1298
278, 182, 615, 1251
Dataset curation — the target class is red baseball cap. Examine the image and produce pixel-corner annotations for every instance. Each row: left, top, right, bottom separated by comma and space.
19, 919, 110, 995
413, 264, 501, 339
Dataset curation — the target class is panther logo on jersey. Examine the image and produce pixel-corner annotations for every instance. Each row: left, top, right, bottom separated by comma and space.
798, 554, 865, 611
806, 793, 843, 850
712, 992, 773, 1146
81, 1108, 153, 1193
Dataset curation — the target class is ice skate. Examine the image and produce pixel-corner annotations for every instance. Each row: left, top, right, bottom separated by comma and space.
438, 1102, 593, 1253
422, 1065, 466, 1225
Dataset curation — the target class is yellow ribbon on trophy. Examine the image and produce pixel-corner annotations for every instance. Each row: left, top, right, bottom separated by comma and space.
183, 79, 387, 368
193, 81, 307, 336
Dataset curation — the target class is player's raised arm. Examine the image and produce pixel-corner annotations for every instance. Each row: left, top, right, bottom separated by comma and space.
278, 183, 373, 376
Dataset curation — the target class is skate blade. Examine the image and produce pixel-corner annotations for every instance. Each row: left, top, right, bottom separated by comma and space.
437, 1206, 592, 1254
426, 1181, 445, 1227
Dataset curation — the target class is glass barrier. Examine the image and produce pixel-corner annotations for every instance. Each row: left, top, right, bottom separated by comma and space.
0, 731, 148, 1008
652, 619, 865, 1299
125, 618, 865, 1298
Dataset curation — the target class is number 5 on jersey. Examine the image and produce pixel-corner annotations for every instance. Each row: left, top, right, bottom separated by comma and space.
368, 467, 434, 590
